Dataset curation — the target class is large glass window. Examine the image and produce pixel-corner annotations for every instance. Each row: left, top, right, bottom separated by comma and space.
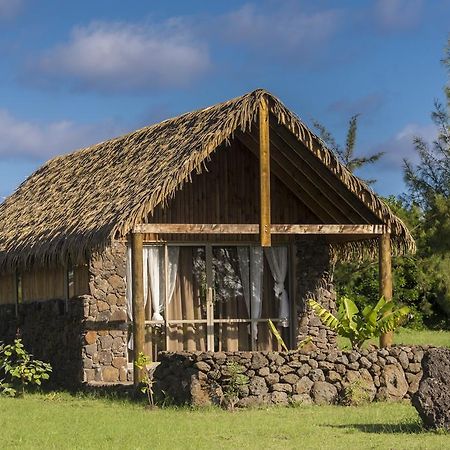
127, 244, 292, 360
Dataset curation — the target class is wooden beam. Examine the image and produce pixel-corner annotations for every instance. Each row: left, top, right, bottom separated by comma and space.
379, 232, 393, 348
259, 96, 271, 246
133, 223, 385, 235
131, 232, 145, 386
237, 132, 339, 223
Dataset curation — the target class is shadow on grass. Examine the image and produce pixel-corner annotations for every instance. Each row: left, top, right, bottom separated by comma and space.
325, 422, 424, 434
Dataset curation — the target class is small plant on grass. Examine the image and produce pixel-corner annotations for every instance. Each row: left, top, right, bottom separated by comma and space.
134, 352, 157, 408
342, 379, 373, 406
0, 339, 52, 397
222, 362, 249, 411
309, 296, 410, 349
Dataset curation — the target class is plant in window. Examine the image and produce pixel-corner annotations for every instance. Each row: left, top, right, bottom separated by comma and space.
0, 339, 52, 397
308, 297, 410, 349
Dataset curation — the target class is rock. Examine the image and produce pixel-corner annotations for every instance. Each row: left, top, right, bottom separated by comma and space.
308, 359, 319, 369
293, 376, 314, 395
99, 335, 114, 350
359, 357, 371, 369
249, 376, 268, 396
251, 353, 268, 369
278, 365, 294, 375
408, 363, 422, 374
84, 331, 97, 345
406, 372, 422, 395
194, 361, 211, 372
297, 364, 311, 377
310, 381, 338, 405
399, 351, 409, 369
271, 391, 289, 405
110, 309, 127, 321
265, 373, 280, 385
381, 364, 408, 400
272, 383, 292, 393
281, 373, 299, 384
102, 366, 119, 382
258, 367, 270, 377
326, 370, 341, 383
413, 348, 450, 430
97, 300, 110, 312
309, 369, 325, 382
112, 357, 127, 369
85, 344, 97, 357
190, 378, 211, 407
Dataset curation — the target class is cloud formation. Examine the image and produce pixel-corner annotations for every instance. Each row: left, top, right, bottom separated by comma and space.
31, 20, 210, 93
374, 0, 424, 31
0, 109, 124, 159
377, 122, 437, 169
328, 93, 385, 117
222, 3, 342, 61
0, 0, 22, 19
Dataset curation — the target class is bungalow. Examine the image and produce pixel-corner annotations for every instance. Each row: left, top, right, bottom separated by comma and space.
0, 89, 414, 385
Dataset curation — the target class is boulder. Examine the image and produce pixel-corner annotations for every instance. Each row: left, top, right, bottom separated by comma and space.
310, 381, 338, 405
413, 348, 450, 430
381, 364, 408, 400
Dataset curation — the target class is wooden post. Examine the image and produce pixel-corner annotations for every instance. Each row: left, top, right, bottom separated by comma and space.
379, 232, 393, 348
259, 96, 271, 247
131, 232, 145, 386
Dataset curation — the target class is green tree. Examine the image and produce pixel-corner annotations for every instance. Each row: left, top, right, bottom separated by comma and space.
313, 114, 384, 184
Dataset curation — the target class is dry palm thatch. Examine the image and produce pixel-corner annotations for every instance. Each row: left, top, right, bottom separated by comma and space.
0, 89, 415, 271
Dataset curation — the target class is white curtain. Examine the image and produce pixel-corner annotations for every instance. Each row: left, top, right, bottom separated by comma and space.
146, 247, 163, 321
126, 245, 179, 348
237, 246, 263, 339
265, 247, 289, 327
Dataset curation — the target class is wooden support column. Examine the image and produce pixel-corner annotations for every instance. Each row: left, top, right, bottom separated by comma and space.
131, 232, 145, 386
259, 96, 271, 247
379, 232, 393, 348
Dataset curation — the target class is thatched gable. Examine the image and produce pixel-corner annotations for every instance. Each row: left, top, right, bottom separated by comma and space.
0, 89, 415, 270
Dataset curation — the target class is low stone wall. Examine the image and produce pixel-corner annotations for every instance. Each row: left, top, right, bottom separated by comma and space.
155, 346, 429, 407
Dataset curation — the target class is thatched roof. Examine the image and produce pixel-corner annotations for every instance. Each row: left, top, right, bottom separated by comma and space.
0, 89, 415, 270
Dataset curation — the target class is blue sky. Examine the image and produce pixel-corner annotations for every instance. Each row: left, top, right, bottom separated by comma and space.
0, 0, 449, 199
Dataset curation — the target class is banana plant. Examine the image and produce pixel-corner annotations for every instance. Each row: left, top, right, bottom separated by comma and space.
308, 296, 410, 349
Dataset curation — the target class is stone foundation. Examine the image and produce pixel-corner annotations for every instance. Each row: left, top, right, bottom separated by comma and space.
155, 346, 429, 407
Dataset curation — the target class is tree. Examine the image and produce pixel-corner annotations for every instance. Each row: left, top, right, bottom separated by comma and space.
313, 114, 384, 184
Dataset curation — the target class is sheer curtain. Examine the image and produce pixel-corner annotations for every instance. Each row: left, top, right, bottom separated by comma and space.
264, 247, 289, 327
237, 246, 264, 339
126, 245, 179, 348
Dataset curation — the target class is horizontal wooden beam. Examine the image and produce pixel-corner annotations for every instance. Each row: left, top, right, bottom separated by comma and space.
133, 223, 386, 235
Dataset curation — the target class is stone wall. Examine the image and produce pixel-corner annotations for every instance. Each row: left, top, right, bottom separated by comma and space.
155, 346, 428, 407
82, 241, 131, 383
0, 299, 84, 386
295, 237, 337, 349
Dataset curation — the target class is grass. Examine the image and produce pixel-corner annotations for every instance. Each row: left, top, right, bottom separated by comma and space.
337, 327, 450, 349
0, 393, 449, 449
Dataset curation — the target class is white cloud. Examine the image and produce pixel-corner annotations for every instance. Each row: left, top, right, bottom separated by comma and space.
0, 0, 22, 19
32, 20, 210, 93
377, 122, 437, 168
0, 109, 124, 159
374, 0, 423, 31
223, 3, 341, 60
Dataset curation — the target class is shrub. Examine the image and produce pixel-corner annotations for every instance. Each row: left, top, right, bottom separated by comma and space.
0, 339, 52, 397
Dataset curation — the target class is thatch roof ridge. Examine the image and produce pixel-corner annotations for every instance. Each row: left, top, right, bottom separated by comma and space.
0, 89, 414, 270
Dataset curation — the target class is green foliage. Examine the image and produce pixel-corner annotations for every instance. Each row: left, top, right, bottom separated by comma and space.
222, 362, 248, 410
0, 339, 52, 397
342, 379, 373, 406
134, 352, 156, 407
309, 297, 410, 349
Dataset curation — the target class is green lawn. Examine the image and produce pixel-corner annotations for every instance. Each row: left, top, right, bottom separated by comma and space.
0, 394, 449, 449
338, 327, 450, 349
